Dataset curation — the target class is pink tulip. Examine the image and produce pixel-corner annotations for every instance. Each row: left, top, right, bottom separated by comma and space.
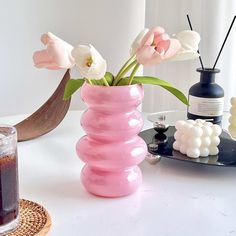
33, 32, 75, 70
136, 27, 181, 66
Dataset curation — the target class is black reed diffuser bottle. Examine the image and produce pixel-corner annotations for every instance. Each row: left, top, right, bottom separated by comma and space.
186, 15, 236, 124
187, 68, 224, 124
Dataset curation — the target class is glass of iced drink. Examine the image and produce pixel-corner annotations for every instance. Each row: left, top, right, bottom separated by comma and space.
0, 125, 19, 235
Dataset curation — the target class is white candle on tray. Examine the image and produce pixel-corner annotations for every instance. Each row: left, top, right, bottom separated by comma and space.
173, 119, 222, 158
228, 97, 236, 139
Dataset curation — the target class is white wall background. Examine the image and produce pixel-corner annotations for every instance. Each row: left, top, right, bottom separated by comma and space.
0, 0, 145, 116
0, 0, 236, 116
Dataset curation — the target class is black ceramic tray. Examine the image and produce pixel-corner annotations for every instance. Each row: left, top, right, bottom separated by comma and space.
139, 126, 236, 166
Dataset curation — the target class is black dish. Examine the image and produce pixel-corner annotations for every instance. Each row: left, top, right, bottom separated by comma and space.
139, 126, 236, 166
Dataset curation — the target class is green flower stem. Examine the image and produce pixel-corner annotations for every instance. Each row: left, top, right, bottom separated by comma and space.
116, 55, 136, 78
102, 77, 110, 86
112, 55, 136, 85
85, 78, 93, 85
113, 61, 137, 86
128, 63, 140, 85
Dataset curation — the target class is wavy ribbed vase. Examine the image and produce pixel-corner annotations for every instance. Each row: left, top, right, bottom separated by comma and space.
76, 83, 147, 197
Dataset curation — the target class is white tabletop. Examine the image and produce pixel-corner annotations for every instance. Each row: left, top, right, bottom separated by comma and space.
1, 111, 236, 236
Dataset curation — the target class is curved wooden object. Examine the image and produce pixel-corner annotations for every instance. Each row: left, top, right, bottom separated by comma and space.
15, 70, 71, 142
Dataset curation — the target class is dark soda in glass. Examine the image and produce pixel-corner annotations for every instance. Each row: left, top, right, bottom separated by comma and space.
0, 125, 19, 234
0, 154, 19, 225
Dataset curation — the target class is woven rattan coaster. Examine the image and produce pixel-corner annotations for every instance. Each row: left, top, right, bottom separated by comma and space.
6, 199, 51, 236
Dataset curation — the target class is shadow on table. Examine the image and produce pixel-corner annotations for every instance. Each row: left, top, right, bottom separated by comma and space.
23, 176, 137, 203
141, 157, 236, 181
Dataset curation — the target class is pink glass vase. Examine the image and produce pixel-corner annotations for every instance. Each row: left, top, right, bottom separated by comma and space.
76, 83, 147, 197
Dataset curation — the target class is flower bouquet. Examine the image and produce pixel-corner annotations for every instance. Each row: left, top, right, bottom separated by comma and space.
33, 27, 200, 197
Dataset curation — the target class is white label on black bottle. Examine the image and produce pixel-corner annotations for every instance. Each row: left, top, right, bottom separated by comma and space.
188, 95, 224, 116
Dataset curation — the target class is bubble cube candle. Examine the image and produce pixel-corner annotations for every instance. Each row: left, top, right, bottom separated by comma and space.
228, 97, 236, 139
173, 119, 222, 158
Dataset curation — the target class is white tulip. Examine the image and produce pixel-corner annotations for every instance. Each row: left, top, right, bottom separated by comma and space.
130, 28, 149, 56
168, 30, 200, 61
72, 44, 107, 80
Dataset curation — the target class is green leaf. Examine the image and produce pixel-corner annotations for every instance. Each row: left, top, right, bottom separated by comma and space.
116, 78, 133, 86
104, 72, 114, 85
133, 76, 189, 105
90, 79, 102, 86
90, 72, 114, 86
63, 78, 85, 100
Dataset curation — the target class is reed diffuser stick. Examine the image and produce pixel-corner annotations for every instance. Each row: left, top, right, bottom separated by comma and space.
213, 16, 236, 69
187, 14, 204, 70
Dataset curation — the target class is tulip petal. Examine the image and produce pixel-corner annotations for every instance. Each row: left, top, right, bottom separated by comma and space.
41, 32, 57, 45
72, 44, 107, 80
155, 39, 170, 54
153, 33, 170, 46
33, 32, 75, 70
162, 39, 181, 59
33, 50, 50, 67
141, 26, 165, 47
136, 46, 163, 65
175, 30, 200, 51
130, 28, 149, 56
168, 51, 200, 61
167, 30, 201, 62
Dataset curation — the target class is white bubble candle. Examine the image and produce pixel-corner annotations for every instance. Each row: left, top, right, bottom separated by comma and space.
173, 119, 222, 158
228, 97, 236, 139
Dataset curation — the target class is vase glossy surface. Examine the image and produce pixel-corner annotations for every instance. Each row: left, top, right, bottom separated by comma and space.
76, 83, 147, 197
